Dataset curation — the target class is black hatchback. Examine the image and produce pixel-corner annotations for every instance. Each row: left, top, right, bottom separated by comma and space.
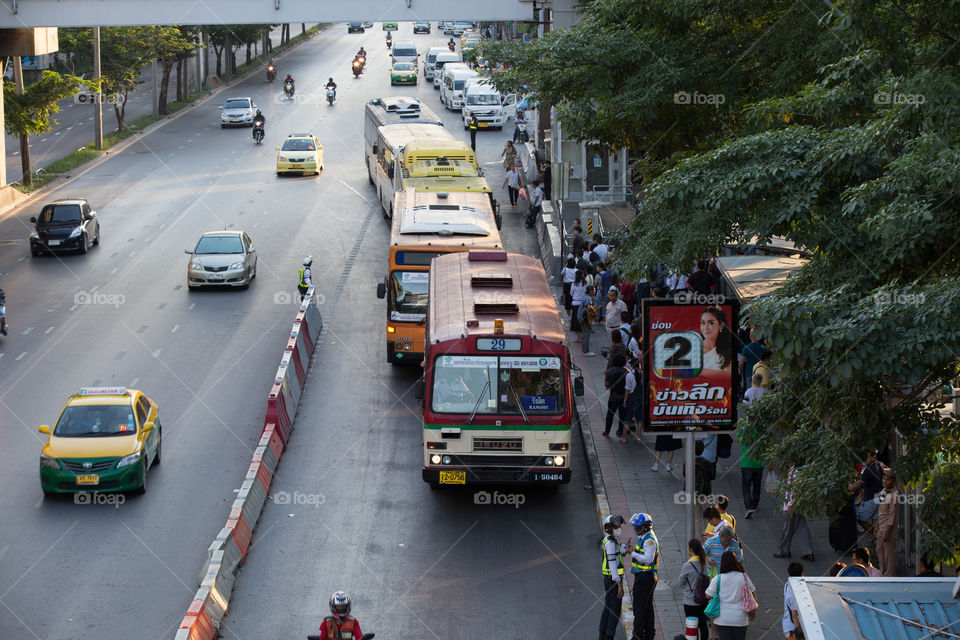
347, 22, 364, 33
29, 199, 100, 256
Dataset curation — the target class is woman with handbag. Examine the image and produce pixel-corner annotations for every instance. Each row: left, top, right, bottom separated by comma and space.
704, 550, 758, 640
677, 539, 710, 640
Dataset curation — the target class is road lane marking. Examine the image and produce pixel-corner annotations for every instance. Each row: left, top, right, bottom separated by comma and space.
158, 303, 167, 310
15, 352, 27, 361
136, 325, 148, 333
171, 324, 179, 333
188, 303, 196, 310
130, 377, 140, 387
22, 327, 33, 335
111, 267, 118, 274
152, 348, 162, 358
44, 326, 55, 334
69, 304, 78, 311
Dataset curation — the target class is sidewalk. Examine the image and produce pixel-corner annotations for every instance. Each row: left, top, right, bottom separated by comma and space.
569, 317, 839, 639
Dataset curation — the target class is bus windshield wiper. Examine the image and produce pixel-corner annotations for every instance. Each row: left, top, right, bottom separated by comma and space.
507, 382, 530, 424
466, 378, 491, 425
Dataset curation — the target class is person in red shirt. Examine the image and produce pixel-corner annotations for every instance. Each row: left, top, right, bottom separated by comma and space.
313, 591, 363, 640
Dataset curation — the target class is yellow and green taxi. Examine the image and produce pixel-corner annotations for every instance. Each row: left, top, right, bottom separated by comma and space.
382, 21, 398, 30
276, 133, 324, 176
39, 387, 162, 495
390, 61, 418, 85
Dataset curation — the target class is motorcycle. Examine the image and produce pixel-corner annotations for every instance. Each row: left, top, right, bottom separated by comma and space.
448, 41, 456, 52
352, 59, 362, 77
0, 291, 7, 338
326, 88, 336, 105
284, 80, 295, 99
252, 120, 265, 144
309, 634, 374, 640
266, 64, 276, 82
386, 36, 393, 50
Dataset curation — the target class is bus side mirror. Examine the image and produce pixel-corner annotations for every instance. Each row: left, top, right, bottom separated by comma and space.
574, 375, 584, 397
414, 380, 425, 400
376, 282, 386, 299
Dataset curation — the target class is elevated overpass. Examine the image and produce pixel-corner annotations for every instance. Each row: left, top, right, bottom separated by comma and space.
0, 0, 534, 27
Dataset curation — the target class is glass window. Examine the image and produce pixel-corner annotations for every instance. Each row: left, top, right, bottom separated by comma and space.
430, 355, 565, 415
467, 94, 499, 106
393, 63, 415, 71
224, 99, 251, 109
389, 271, 429, 321
54, 404, 137, 437
281, 138, 316, 151
194, 235, 244, 255
40, 204, 82, 223
136, 398, 149, 426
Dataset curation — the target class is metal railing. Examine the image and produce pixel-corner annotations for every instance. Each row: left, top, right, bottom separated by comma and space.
589, 184, 633, 204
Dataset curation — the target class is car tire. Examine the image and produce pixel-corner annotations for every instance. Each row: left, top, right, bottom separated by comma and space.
79, 232, 88, 254
30, 246, 40, 257
221, 124, 226, 129
133, 462, 147, 494
93, 226, 100, 246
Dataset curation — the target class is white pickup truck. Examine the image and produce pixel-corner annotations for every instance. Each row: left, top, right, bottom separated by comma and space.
461, 80, 517, 130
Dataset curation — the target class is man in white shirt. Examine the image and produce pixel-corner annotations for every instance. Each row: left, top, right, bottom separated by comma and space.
783, 562, 803, 638
592, 234, 609, 263
605, 287, 627, 342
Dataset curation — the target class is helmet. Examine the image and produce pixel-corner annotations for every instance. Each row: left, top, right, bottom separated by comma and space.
303, 256, 313, 266
603, 514, 624, 531
256, 109, 262, 115
630, 512, 653, 528
329, 591, 350, 618
328, 77, 334, 83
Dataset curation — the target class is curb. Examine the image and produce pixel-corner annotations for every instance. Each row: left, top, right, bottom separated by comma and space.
0, 25, 328, 221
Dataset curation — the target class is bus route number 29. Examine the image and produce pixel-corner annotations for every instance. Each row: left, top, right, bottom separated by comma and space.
652, 331, 703, 379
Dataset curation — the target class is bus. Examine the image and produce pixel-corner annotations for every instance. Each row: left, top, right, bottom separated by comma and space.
422, 251, 576, 487
363, 97, 444, 185
376, 189, 502, 364
372, 125, 491, 217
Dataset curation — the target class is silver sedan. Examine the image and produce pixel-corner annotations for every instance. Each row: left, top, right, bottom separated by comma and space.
185, 230, 257, 289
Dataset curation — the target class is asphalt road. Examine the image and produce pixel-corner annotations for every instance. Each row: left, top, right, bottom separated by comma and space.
0, 23, 600, 640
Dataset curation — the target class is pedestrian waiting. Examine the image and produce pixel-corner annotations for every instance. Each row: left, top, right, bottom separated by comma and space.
704, 550, 759, 640
678, 538, 710, 640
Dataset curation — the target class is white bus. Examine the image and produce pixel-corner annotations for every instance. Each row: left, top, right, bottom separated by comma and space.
363, 97, 444, 185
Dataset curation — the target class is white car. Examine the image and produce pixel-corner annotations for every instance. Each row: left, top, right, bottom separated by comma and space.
186, 230, 257, 289
220, 97, 258, 128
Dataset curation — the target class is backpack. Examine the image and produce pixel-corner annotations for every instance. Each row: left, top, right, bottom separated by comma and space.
694, 458, 714, 495
828, 497, 859, 554
688, 561, 710, 605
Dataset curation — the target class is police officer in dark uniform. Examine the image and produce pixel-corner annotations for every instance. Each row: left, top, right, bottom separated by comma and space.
629, 512, 660, 640
599, 514, 628, 640
469, 114, 479, 152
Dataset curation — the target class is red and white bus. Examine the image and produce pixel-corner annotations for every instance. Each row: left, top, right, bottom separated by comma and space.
421, 250, 575, 487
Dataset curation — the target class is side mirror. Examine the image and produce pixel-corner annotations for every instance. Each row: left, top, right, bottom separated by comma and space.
248, 246, 256, 253
574, 375, 585, 397
218, 105, 223, 110
376, 282, 386, 299
143, 421, 154, 430
275, 146, 281, 151
29, 216, 37, 223
184, 249, 192, 254
38, 425, 51, 434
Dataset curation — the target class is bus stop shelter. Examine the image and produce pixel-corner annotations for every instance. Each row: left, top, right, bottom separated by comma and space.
715, 255, 809, 301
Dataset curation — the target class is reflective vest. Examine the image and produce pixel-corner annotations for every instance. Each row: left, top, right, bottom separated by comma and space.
600, 534, 624, 577
322, 616, 356, 640
469, 119, 478, 131
631, 531, 660, 572
298, 266, 310, 288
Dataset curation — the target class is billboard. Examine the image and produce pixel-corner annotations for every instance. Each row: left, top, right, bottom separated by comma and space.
642, 298, 739, 432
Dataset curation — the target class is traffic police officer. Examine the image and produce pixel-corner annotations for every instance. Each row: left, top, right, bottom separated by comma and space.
599, 514, 628, 640
469, 114, 479, 152
629, 512, 659, 640
298, 256, 313, 301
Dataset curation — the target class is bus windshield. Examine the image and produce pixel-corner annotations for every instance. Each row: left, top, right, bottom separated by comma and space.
389, 271, 429, 321
431, 355, 565, 415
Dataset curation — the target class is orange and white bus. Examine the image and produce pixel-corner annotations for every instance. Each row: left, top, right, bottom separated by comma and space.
421, 251, 576, 487
376, 189, 502, 364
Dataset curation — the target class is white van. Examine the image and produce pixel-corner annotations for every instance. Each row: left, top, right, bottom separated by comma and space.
391, 42, 418, 65
440, 66, 478, 110
423, 46, 447, 81
461, 81, 517, 129
431, 52, 462, 88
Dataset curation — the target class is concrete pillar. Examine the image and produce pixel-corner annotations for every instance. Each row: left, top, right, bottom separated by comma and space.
0, 67, 6, 187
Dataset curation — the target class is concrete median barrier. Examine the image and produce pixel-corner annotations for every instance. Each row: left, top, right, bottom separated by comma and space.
258, 424, 284, 471
176, 588, 217, 640
300, 287, 323, 345
277, 351, 303, 409
264, 383, 294, 444
286, 324, 309, 384
232, 477, 267, 536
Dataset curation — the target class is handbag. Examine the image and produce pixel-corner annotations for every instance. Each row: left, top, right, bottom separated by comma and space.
518, 186, 527, 200
704, 575, 721, 619
741, 574, 759, 613
764, 469, 778, 494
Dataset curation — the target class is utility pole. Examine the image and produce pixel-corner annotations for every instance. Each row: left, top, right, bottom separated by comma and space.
12, 56, 31, 185
93, 26, 103, 149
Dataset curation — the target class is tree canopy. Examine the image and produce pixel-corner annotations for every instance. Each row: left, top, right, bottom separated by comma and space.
485, 0, 960, 562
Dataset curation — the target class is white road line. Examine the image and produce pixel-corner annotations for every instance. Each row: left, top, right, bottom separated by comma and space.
129, 251, 136, 257
69, 304, 78, 311
0, 353, 4, 359
130, 377, 140, 387
188, 303, 196, 310
16, 257, 26, 262
44, 326, 55, 334
152, 348, 161, 358
171, 324, 180, 333
111, 267, 118, 274
22, 327, 33, 335
15, 352, 27, 361
90, 285, 98, 292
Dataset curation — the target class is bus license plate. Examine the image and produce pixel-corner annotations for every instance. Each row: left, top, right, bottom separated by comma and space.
77, 474, 99, 485
479, 122, 488, 127
439, 470, 465, 485
535, 473, 563, 482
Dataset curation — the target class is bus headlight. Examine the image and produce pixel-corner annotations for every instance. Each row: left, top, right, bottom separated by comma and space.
553, 456, 565, 466
430, 454, 442, 465
442, 455, 452, 465
403, 344, 411, 350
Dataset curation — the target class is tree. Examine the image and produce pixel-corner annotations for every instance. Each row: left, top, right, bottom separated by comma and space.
60, 27, 158, 131
610, 0, 960, 562
3, 71, 82, 185
154, 26, 197, 115
480, 0, 825, 180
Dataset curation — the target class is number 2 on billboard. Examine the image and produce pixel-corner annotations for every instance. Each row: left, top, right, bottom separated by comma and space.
653, 331, 702, 379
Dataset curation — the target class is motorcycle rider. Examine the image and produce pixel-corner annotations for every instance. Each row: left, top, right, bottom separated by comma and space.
448, 37, 456, 51
266, 58, 276, 80
325, 77, 337, 93
252, 109, 265, 140
0, 287, 7, 336
317, 591, 363, 639
283, 73, 295, 95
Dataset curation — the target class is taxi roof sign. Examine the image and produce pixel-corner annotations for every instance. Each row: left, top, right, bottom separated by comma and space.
78, 387, 129, 396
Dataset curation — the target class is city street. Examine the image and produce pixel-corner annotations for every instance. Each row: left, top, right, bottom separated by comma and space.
0, 23, 599, 640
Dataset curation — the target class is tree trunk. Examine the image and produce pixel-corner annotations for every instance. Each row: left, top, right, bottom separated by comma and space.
158, 58, 175, 115
176, 58, 184, 101
301, 23, 306, 36
246, 42, 252, 65
214, 44, 223, 77
113, 95, 127, 132
19, 133, 32, 186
